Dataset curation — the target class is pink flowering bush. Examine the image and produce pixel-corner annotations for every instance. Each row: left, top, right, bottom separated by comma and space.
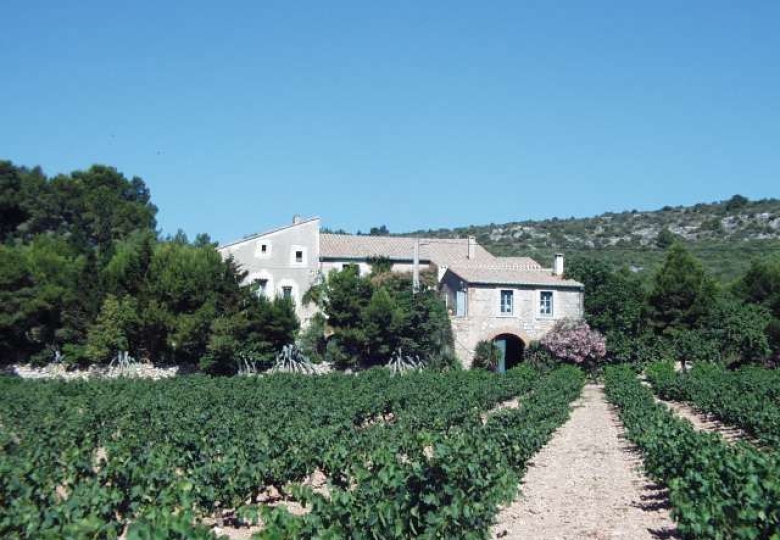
540, 319, 607, 370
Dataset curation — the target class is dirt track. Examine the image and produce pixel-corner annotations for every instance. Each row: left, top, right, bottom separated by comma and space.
491, 384, 678, 540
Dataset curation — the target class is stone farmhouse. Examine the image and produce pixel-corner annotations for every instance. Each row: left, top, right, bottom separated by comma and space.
218, 216, 584, 369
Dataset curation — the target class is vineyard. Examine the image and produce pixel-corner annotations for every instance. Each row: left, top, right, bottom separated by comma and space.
605, 365, 780, 539
646, 361, 780, 448
4, 361, 780, 539
0, 366, 584, 539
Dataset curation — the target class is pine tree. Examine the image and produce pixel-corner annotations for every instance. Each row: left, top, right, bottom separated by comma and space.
647, 243, 718, 334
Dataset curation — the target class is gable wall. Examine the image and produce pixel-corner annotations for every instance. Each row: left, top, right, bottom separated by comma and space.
218, 219, 320, 325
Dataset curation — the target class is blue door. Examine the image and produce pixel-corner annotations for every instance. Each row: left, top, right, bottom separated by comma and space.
456, 290, 467, 317
495, 338, 507, 374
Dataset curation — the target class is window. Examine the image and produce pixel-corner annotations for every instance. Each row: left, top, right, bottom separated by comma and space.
500, 290, 514, 315
456, 290, 467, 317
540, 291, 553, 316
290, 245, 306, 265
255, 241, 271, 258
282, 286, 293, 301
255, 278, 268, 296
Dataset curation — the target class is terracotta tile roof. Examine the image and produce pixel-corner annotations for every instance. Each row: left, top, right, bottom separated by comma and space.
488, 256, 543, 270
320, 234, 494, 266
446, 265, 583, 288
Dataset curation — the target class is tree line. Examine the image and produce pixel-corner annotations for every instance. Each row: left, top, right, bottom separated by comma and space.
0, 161, 454, 374
3, 159, 777, 374
0, 160, 297, 373
566, 243, 780, 367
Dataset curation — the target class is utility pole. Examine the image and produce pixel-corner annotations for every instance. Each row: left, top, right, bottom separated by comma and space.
413, 238, 420, 293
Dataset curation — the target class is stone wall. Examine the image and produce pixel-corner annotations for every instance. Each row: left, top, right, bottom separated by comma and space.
3, 363, 194, 381
448, 283, 584, 368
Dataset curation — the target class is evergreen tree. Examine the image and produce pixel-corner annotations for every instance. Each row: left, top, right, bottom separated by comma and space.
317, 267, 454, 369
655, 227, 679, 249
647, 243, 718, 335
733, 258, 780, 357
566, 258, 646, 361
85, 295, 139, 362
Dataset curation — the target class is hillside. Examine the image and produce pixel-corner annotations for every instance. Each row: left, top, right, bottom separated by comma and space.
407, 195, 780, 282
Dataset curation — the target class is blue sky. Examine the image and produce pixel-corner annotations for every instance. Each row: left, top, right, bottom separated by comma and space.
2, 1, 778, 243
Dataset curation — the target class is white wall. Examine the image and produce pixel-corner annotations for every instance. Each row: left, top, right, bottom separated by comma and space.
219, 219, 321, 325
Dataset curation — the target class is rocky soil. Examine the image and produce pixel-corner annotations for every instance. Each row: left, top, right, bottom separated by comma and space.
491, 384, 678, 540
654, 397, 757, 445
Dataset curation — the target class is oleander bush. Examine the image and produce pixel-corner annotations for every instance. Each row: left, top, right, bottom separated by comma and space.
540, 319, 606, 375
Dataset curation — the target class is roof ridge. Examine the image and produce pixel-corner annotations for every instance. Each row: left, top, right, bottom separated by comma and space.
320, 233, 470, 243
445, 265, 583, 288
219, 216, 320, 249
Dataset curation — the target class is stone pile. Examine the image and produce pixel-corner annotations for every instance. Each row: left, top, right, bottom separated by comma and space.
4, 363, 192, 381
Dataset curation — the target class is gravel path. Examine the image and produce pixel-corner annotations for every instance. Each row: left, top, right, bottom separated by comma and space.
491, 384, 678, 540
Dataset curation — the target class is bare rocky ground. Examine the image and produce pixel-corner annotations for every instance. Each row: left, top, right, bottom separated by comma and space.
207, 468, 330, 539
491, 384, 679, 540
653, 397, 757, 445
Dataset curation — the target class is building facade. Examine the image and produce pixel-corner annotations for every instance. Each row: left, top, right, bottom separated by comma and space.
218, 216, 584, 369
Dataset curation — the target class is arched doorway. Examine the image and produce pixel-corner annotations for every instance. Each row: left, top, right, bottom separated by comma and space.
493, 333, 525, 374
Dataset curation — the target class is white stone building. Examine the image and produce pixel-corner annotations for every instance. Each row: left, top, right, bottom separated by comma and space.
218, 216, 584, 369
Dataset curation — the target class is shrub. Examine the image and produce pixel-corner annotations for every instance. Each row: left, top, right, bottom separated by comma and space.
672, 329, 721, 371
325, 338, 356, 370
297, 313, 328, 364
471, 340, 501, 371
85, 295, 139, 363
426, 349, 461, 371
702, 298, 771, 365
524, 341, 557, 372
632, 333, 677, 365
540, 319, 606, 373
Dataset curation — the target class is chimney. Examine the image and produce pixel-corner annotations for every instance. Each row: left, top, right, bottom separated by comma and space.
292, 215, 302, 224
467, 236, 476, 260
553, 253, 564, 276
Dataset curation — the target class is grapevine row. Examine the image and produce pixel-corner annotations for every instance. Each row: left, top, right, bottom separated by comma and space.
257, 365, 584, 539
0, 366, 541, 539
604, 365, 780, 539
646, 361, 780, 448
